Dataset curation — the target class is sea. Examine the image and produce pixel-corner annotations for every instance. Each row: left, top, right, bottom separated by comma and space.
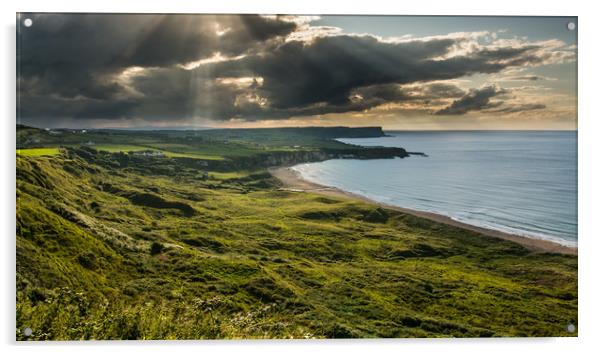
292, 131, 577, 247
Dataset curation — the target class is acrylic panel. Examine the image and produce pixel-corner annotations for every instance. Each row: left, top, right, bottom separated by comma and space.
16, 13, 577, 340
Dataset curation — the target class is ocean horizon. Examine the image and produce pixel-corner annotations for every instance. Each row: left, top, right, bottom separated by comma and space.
292, 130, 577, 247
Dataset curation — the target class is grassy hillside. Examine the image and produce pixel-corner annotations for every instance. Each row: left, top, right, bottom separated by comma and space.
15, 127, 577, 340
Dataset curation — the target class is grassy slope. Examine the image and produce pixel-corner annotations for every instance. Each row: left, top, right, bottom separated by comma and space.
16, 145, 577, 340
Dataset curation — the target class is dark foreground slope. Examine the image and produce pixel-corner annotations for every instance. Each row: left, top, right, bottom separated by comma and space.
16, 148, 577, 340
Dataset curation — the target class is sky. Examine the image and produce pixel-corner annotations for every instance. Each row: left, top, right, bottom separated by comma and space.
17, 14, 577, 130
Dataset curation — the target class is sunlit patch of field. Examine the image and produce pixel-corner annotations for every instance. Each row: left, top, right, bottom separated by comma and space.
209, 171, 253, 180
92, 145, 148, 152
148, 143, 260, 158
16, 148, 60, 156
161, 151, 225, 160
92, 144, 224, 160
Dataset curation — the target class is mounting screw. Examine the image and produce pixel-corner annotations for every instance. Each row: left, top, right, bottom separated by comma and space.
567, 22, 576, 31
22, 327, 32, 337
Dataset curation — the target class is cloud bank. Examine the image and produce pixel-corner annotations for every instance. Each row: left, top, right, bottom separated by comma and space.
17, 14, 575, 127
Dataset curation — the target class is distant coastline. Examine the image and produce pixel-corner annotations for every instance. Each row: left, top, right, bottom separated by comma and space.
269, 166, 577, 256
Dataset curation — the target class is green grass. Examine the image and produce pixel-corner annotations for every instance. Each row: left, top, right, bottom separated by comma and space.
161, 150, 225, 160
16, 148, 60, 156
15, 145, 577, 340
92, 144, 225, 160
92, 144, 149, 152
145, 142, 261, 158
209, 171, 253, 180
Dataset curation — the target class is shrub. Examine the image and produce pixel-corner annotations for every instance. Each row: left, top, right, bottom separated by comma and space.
77, 253, 98, 270
150, 242, 164, 255
363, 207, 389, 223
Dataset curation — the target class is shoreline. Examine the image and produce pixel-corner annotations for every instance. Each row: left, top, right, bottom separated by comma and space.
269, 166, 577, 256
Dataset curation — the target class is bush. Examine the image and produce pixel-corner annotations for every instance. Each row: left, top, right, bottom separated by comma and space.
77, 253, 98, 270
125, 192, 196, 216
363, 208, 389, 223
150, 242, 164, 255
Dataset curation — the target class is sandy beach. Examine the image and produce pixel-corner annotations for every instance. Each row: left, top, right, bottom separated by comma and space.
269, 166, 577, 256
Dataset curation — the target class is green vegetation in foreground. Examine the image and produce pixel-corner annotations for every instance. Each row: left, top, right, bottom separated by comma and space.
16, 126, 577, 340
17, 147, 60, 156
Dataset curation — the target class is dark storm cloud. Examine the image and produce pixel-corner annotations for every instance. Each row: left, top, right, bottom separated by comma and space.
509, 75, 545, 81
18, 14, 297, 101
17, 14, 568, 125
350, 83, 465, 109
434, 85, 549, 115
487, 103, 546, 114
420, 83, 466, 99
434, 86, 505, 115
211, 35, 536, 111
203, 34, 551, 119
501, 75, 554, 82
119, 15, 296, 68
19, 95, 138, 120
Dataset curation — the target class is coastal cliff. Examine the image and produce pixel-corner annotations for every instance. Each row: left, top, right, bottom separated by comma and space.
23, 125, 409, 172
225, 146, 409, 170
